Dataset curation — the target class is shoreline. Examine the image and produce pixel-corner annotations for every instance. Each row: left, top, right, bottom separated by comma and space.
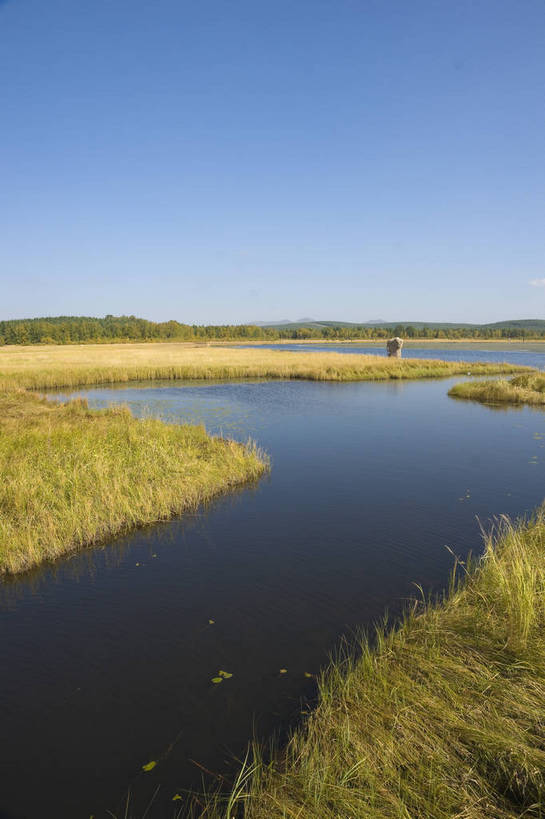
0, 390, 268, 575
1, 336, 545, 352
0, 343, 531, 392
217, 337, 545, 346
450, 372, 545, 406
204, 511, 545, 818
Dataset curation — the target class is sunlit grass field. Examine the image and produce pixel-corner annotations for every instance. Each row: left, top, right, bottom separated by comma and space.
0, 341, 531, 390
0, 390, 267, 574
200, 513, 545, 819
450, 372, 545, 406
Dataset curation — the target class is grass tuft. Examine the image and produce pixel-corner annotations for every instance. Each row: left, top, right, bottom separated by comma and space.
199, 513, 545, 819
449, 373, 545, 406
0, 390, 268, 575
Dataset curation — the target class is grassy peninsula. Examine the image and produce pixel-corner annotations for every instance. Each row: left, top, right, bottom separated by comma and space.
0, 342, 530, 391
0, 390, 266, 575
207, 513, 545, 819
450, 372, 545, 407
0, 343, 527, 576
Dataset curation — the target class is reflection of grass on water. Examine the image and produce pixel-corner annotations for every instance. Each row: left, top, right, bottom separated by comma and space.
0, 390, 268, 575
197, 513, 545, 818
0, 473, 267, 610
450, 373, 545, 407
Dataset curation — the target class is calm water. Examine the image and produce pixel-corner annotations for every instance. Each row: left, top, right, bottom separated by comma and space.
238, 341, 545, 370
3, 369, 545, 817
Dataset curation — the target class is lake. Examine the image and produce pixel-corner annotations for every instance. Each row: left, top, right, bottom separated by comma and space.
2, 351, 545, 817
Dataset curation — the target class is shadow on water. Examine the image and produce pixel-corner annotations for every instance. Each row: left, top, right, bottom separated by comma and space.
1, 478, 267, 610
4, 370, 545, 817
448, 395, 525, 412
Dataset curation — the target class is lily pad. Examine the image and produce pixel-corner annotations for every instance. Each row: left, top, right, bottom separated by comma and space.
142, 760, 157, 772
211, 677, 223, 684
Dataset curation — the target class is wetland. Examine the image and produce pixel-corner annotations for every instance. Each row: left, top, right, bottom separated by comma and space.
2, 340, 545, 816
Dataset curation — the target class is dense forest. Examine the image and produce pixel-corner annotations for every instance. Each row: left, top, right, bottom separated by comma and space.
0, 315, 543, 346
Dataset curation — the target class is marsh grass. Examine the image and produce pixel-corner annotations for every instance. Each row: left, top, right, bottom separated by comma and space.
0, 390, 267, 574
195, 513, 545, 819
450, 373, 545, 407
0, 342, 530, 391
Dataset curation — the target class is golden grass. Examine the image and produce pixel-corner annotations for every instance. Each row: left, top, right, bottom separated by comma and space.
0, 342, 531, 390
0, 390, 267, 575
200, 513, 545, 819
449, 372, 545, 406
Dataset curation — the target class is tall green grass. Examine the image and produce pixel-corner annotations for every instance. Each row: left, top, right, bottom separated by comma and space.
0, 391, 268, 574
198, 513, 545, 819
450, 372, 545, 406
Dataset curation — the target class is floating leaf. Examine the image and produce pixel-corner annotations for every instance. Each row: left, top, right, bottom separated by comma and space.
152, 554, 157, 558
208, 619, 215, 625
218, 670, 232, 679
172, 794, 182, 802
279, 668, 287, 674
211, 677, 223, 684
135, 563, 140, 567
142, 760, 157, 772
304, 672, 313, 678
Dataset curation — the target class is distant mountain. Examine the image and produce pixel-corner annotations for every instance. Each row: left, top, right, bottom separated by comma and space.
254, 318, 545, 331
250, 319, 292, 326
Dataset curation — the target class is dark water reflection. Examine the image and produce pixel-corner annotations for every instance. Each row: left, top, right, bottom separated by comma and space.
3, 377, 545, 818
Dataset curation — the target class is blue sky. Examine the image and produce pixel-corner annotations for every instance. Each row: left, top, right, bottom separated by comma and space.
1, 0, 544, 324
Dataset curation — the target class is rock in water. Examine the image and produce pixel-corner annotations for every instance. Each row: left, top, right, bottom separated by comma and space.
386, 337, 403, 358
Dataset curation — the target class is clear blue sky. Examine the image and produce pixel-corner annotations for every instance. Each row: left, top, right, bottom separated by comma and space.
1, 0, 544, 324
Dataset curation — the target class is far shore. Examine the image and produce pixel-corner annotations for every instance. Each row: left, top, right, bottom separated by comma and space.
217, 337, 545, 346
1, 337, 544, 354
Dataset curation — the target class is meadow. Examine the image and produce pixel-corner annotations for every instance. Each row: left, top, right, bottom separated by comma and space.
0, 390, 267, 574
0, 341, 530, 391
450, 372, 545, 406
200, 512, 545, 819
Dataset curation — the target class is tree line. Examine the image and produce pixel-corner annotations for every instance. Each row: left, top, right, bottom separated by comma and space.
0, 315, 541, 346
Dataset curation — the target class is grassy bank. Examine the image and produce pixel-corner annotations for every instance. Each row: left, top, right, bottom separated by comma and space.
0, 342, 531, 391
202, 512, 545, 819
0, 390, 267, 575
449, 372, 545, 406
